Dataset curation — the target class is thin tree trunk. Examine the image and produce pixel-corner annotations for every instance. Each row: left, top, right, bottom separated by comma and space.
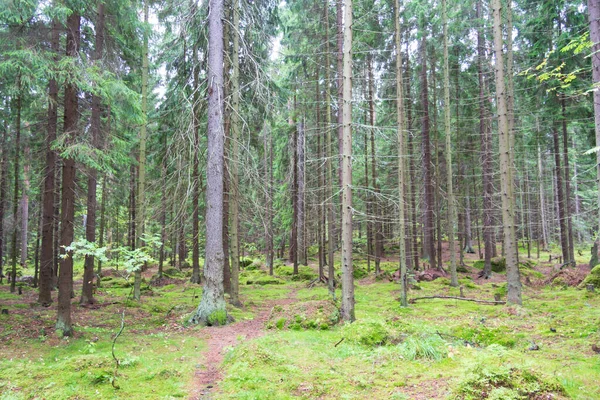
537, 143, 549, 251
492, 0, 522, 304
190, 41, 202, 285
297, 119, 306, 266
56, 10, 81, 336
10, 77, 22, 294
553, 126, 569, 263
340, 0, 354, 322
98, 175, 106, 276
395, 0, 408, 306
133, 0, 149, 301
20, 146, 30, 267
290, 94, 298, 273
443, 0, 458, 287
420, 33, 435, 269
0, 115, 7, 284
222, 17, 231, 293
478, 0, 493, 278
368, 55, 382, 273
229, 0, 241, 306
324, 1, 336, 299
405, 48, 419, 272
561, 96, 574, 264
588, 0, 600, 258
264, 125, 274, 275
81, 1, 105, 305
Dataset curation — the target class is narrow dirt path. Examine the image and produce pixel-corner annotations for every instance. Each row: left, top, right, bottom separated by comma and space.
189, 289, 298, 399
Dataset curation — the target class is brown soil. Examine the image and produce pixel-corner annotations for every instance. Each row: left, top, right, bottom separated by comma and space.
189, 288, 298, 399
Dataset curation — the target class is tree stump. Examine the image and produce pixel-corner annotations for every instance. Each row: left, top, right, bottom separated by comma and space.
586, 284, 595, 293
589, 241, 599, 269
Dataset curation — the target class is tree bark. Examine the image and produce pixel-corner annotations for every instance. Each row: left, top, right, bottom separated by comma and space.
478, 0, 493, 278
229, 0, 241, 306
561, 96, 574, 264
0, 115, 7, 284
340, 0, 354, 322
20, 146, 30, 267
553, 125, 569, 263
368, 55, 382, 274
589, 0, 600, 260
56, 10, 81, 336
9, 77, 22, 294
420, 33, 435, 269
324, 1, 336, 299
395, 0, 408, 306
189, 0, 228, 325
190, 40, 202, 285
443, 0, 458, 286
81, 0, 105, 305
133, 0, 149, 301
492, 0, 522, 304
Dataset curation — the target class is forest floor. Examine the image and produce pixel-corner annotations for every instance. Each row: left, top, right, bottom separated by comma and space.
0, 243, 599, 399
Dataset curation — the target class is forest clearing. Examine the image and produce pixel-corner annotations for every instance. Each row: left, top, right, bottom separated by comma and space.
3, 0, 600, 398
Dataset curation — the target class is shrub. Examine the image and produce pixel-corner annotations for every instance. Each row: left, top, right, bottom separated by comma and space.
398, 335, 447, 361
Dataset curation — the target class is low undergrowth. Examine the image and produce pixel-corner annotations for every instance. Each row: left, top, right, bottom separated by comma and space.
1, 252, 599, 399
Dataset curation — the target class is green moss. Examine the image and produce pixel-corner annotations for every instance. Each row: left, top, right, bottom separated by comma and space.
239, 257, 254, 268
207, 309, 228, 326
473, 258, 506, 273
451, 364, 565, 400
581, 265, 600, 288
275, 318, 286, 329
342, 320, 397, 347
353, 267, 368, 279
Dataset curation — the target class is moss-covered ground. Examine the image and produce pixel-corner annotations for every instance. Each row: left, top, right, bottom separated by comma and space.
0, 246, 599, 399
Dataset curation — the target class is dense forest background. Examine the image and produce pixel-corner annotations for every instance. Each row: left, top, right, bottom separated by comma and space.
1, 0, 600, 332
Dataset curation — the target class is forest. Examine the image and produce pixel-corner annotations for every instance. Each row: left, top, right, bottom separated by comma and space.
1, 0, 600, 398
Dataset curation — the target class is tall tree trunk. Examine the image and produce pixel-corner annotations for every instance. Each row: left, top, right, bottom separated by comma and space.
98, 175, 106, 276
264, 126, 274, 275
478, 0, 493, 278
395, 0, 408, 306
537, 143, 549, 251
553, 125, 569, 264
191, 41, 202, 285
443, 0, 458, 286
297, 119, 306, 266
336, 0, 344, 183
316, 70, 324, 278
492, 0, 522, 304
52, 158, 61, 287
561, 97, 574, 264
56, 10, 81, 336
10, 77, 22, 294
324, 1, 336, 299
420, 33, 435, 269
189, 0, 228, 325
405, 46, 419, 272
222, 16, 231, 293
368, 55, 382, 274
0, 116, 7, 284
81, 1, 105, 305
229, 0, 241, 306
340, 0, 354, 322
20, 146, 30, 267
290, 95, 298, 273
133, 1, 149, 301
589, 0, 600, 261
159, 149, 167, 277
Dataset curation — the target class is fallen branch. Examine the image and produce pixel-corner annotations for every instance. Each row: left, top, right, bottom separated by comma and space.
409, 295, 505, 305
111, 310, 125, 389
334, 338, 345, 347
